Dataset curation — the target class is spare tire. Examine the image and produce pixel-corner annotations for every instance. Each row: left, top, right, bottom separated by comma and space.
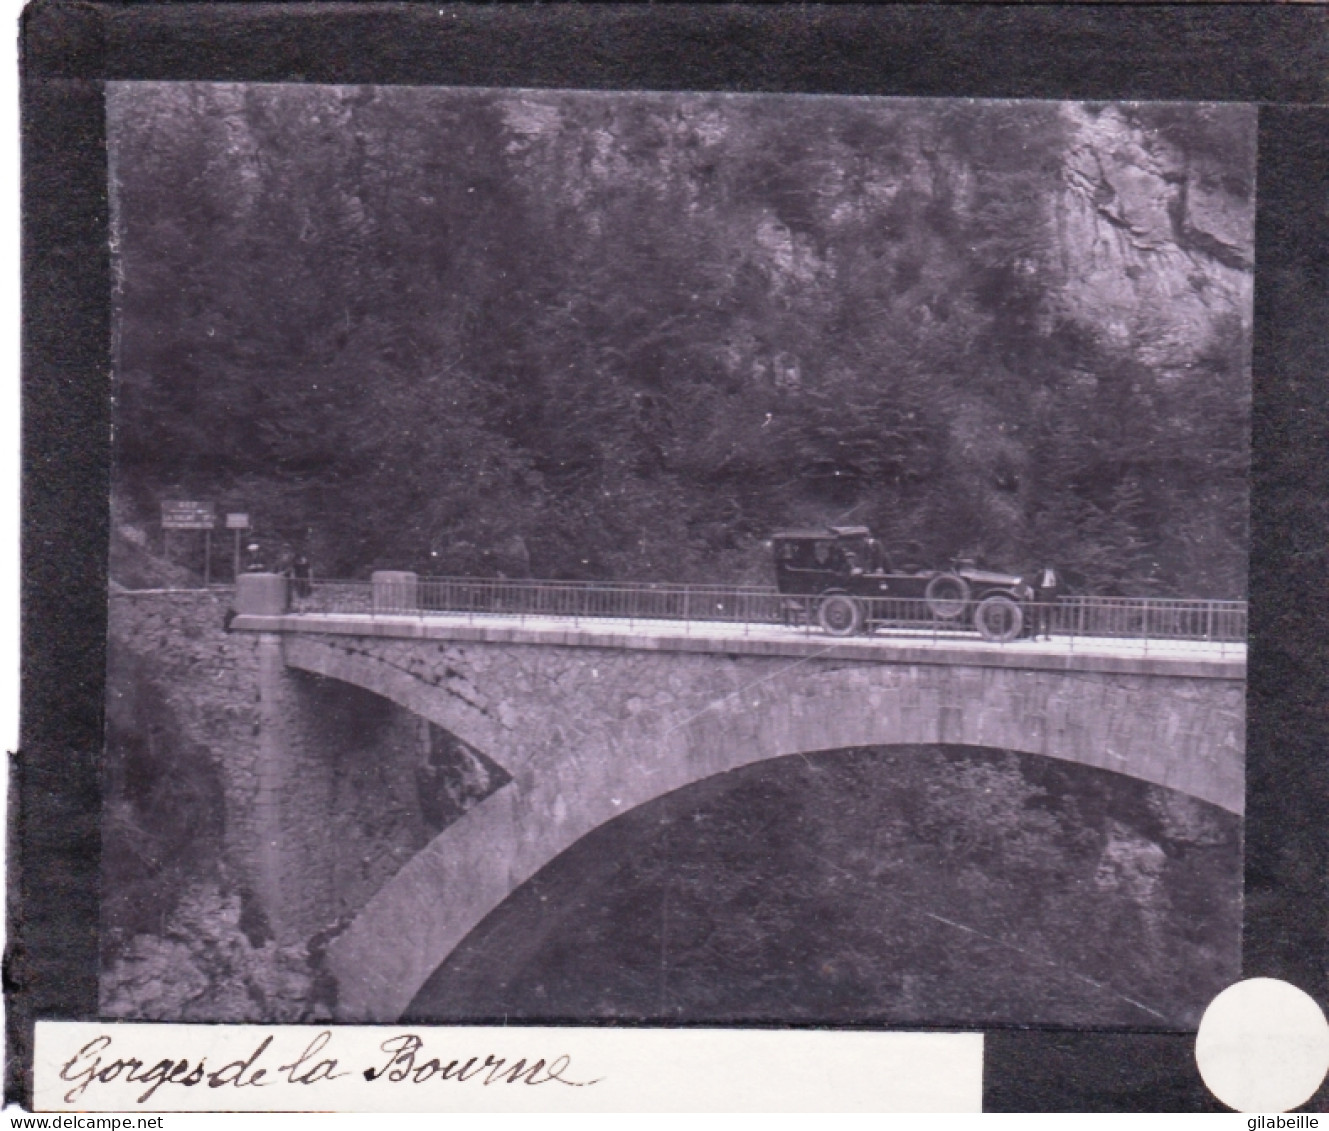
818, 593, 864, 637
974, 594, 1023, 643
925, 573, 971, 619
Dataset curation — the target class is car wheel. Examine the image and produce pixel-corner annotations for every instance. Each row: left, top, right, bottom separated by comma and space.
925, 573, 971, 619
818, 593, 864, 636
974, 594, 1023, 643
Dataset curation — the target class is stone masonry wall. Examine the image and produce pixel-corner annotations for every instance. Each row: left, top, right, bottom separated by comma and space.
107, 592, 436, 949
108, 591, 265, 897
264, 662, 430, 941
287, 634, 1246, 816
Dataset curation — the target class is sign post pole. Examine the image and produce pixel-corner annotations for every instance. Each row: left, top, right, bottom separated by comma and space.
225, 513, 251, 580
161, 501, 218, 585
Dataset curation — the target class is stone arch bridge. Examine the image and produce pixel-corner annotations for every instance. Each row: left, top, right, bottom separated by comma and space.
232, 586, 1245, 1023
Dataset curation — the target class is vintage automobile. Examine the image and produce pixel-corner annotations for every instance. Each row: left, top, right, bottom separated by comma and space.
769, 525, 1038, 642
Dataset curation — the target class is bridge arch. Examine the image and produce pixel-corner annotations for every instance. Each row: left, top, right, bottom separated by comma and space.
282, 634, 505, 765
403, 740, 1241, 1026
314, 637, 1243, 1021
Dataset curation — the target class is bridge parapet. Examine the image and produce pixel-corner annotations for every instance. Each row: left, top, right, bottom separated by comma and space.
235, 572, 289, 615
276, 576, 1249, 651
232, 609, 1246, 681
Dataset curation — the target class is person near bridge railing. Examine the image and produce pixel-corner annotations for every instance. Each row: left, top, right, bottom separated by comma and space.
1035, 566, 1060, 640
292, 553, 312, 600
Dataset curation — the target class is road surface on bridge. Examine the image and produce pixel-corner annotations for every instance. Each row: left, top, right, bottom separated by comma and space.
237, 608, 1246, 677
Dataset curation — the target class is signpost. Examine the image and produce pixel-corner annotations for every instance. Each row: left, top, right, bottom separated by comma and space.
161, 501, 217, 584
226, 513, 251, 580
160, 501, 216, 529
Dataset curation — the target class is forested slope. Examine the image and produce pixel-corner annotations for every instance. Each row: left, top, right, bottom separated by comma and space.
109, 87, 1255, 597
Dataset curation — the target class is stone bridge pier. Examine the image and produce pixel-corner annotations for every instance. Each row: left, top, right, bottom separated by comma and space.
232, 584, 1245, 1023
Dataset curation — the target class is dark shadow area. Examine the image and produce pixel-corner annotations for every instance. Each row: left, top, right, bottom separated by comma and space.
100, 645, 226, 960
407, 744, 1241, 1030
417, 722, 511, 835
984, 1030, 1227, 1112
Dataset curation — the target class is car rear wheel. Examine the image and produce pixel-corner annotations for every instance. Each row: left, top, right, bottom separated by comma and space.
818, 593, 864, 636
974, 594, 1023, 643
925, 573, 971, 619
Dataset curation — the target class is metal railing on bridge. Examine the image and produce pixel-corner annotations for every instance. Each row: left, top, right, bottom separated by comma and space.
288, 576, 1247, 654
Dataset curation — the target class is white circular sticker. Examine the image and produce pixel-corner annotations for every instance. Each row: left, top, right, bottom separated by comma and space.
1195, 978, 1329, 1112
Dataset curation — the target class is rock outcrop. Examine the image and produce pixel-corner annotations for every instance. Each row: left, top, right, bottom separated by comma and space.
1054, 104, 1253, 374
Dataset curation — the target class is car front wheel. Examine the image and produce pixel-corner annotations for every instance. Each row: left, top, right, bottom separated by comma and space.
974, 594, 1023, 643
818, 593, 864, 636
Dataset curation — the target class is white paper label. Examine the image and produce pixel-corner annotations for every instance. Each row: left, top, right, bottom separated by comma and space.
35, 1022, 982, 1112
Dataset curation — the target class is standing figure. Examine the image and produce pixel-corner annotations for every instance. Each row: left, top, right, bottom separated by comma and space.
292, 553, 312, 599
1035, 566, 1061, 639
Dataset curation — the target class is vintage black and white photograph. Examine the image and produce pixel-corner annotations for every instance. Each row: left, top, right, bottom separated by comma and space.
100, 84, 1255, 1032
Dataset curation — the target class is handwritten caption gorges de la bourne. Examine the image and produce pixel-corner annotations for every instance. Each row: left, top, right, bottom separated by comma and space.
59, 1031, 602, 1105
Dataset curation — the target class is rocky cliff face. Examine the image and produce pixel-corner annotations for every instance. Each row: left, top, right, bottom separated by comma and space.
1054, 104, 1254, 374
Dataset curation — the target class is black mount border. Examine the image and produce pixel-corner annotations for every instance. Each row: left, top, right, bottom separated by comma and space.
15, 1, 1329, 1112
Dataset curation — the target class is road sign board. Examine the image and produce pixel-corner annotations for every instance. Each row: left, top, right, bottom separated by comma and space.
225, 513, 251, 530
161, 501, 216, 529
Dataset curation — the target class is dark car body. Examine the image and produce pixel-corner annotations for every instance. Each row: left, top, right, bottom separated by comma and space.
770, 526, 1036, 641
